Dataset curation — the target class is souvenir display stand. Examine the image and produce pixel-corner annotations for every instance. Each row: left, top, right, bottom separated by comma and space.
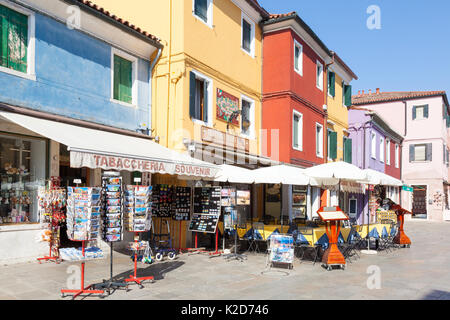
37, 177, 66, 264
93, 174, 128, 294
189, 187, 222, 257
124, 184, 154, 287
173, 186, 191, 253
317, 206, 349, 271
391, 204, 412, 247
61, 186, 105, 299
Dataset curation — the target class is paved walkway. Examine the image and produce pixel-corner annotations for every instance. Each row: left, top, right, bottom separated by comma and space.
1, 220, 450, 300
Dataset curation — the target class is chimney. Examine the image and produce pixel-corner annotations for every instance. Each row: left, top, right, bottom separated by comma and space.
358, 90, 361, 96
369, 89, 372, 94
376, 88, 380, 94
362, 90, 365, 95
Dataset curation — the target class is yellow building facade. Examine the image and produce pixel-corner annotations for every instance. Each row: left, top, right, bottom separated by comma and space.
93, 0, 268, 164
325, 53, 358, 163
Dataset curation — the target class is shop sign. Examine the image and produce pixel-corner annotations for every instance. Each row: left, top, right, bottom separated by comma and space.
402, 185, 413, 192
216, 88, 239, 126
70, 152, 216, 178
201, 126, 249, 153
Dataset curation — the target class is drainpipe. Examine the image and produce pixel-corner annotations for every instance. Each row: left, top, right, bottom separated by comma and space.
149, 47, 162, 137
403, 100, 407, 136
166, 0, 173, 148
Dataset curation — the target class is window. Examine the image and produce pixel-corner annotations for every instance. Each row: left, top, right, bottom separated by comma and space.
343, 83, 352, 106
327, 71, 335, 97
343, 137, 352, 164
395, 143, 400, 168
113, 54, 135, 105
371, 131, 376, 159
241, 13, 255, 57
386, 139, 391, 165
316, 60, 323, 90
316, 123, 323, 158
189, 70, 211, 124
379, 137, 384, 163
410, 143, 432, 162
294, 40, 303, 75
193, 0, 212, 26
412, 105, 429, 120
292, 111, 303, 150
327, 129, 337, 160
349, 198, 358, 218
0, 3, 35, 79
241, 96, 254, 138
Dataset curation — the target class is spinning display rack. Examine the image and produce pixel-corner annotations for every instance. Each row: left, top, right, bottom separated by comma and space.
173, 186, 191, 253
61, 186, 105, 299
37, 177, 66, 264
124, 184, 154, 287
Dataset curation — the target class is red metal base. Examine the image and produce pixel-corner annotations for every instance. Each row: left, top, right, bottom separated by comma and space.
37, 256, 60, 264
124, 275, 154, 287
61, 285, 104, 299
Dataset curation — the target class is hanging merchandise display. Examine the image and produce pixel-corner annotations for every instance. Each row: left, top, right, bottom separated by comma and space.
36, 177, 66, 264
173, 186, 191, 221
124, 185, 152, 232
101, 176, 123, 242
190, 187, 221, 234
152, 184, 173, 217
61, 186, 105, 299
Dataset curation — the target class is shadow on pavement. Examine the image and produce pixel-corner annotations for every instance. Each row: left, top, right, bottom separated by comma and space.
420, 290, 450, 300
112, 260, 185, 282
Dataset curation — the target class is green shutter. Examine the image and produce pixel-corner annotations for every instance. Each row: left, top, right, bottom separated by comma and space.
345, 138, 353, 164
424, 105, 429, 118
0, 5, 28, 73
344, 85, 352, 106
426, 143, 432, 161
412, 106, 417, 120
328, 72, 335, 97
409, 145, 414, 162
113, 55, 132, 104
330, 131, 337, 160
189, 72, 197, 119
202, 80, 208, 123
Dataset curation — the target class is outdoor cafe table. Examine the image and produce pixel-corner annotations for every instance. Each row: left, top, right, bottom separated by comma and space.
217, 222, 392, 246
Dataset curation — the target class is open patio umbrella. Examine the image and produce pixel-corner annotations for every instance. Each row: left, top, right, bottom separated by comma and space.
252, 165, 312, 230
363, 169, 403, 187
214, 164, 256, 184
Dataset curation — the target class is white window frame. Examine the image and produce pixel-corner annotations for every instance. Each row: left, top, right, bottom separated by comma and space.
240, 94, 255, 139
380, 136, 385, 163
316, 123, 324, 158
348, 197, 358, 218
241, 11, 255, 58
292, 110, 303, 151
111, 47, 138, 107
293, 39, 303, 76
371, 131, 377, 159
0, 0, 36, 81
190, 69, 213, 127
386, 139, 391, 165
342, 80, 347, 107
316, 60, 323, 91
395, 143, 400, 168
192, 0, 213, 28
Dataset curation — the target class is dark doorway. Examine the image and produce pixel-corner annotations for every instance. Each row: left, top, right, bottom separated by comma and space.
412, 185, 427, 219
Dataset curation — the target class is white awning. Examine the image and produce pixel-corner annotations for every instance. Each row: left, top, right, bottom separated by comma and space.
0, 112, 217, 178
214, 164, 255, 184
363, 169, 403, 187
304, 161, 368, 184
252, 165, 312, 185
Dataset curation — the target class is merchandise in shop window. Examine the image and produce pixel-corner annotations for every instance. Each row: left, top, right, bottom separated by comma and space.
190, 187, 221, 233
101, 176, 123, 242
124, 185, 152, 232
66, 187, 102, 241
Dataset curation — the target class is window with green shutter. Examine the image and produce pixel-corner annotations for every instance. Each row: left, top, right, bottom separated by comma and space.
328, 130, 337, 160
0, 4, 28, 73
344, 137, 352, 164
343, 84, 352, 106
328, 71, 335, 97
113, 55, 133, 104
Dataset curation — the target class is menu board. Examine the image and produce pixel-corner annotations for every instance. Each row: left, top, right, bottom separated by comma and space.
101, 176, 123, 242
173, 186, 191, 221
292, 185, 307, 219
66, 187, 102, 241
151, 184, 173, 217
124, 185, 152, 232
317, 206, 349, 221
189, 213, 220, 234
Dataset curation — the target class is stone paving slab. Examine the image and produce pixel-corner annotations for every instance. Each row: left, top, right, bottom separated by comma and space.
0, 220, 450, 300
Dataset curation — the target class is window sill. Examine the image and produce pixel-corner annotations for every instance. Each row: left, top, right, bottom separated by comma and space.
193, 13, 213, 29
110, 99, 137, 108
292, 146, 303, 152
294, 69, 303, 77
316, 85, 323, 92
241, 47, 255, 59
192, 118, 212, 128
0, 66, 36, 81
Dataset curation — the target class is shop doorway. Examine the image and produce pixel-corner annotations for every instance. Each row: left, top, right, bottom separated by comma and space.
412, 185, 427, 219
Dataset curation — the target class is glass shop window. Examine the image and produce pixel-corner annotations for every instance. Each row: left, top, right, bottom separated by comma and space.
0, 134, 46, 224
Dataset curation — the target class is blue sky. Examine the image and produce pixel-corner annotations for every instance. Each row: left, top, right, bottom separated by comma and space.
259, 0, 450, 96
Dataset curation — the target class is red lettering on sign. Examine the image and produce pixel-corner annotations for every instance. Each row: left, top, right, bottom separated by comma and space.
100, 157, 108, 167
131, 160, 137, 169
116, 158, 123, 169
109, 157, 116, 168
124, 159, 130, 168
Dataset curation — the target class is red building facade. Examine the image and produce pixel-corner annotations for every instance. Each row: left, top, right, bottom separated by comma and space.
262, 13, 332, 168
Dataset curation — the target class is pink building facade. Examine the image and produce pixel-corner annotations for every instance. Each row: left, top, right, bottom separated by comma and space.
353, 91, 450, 222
